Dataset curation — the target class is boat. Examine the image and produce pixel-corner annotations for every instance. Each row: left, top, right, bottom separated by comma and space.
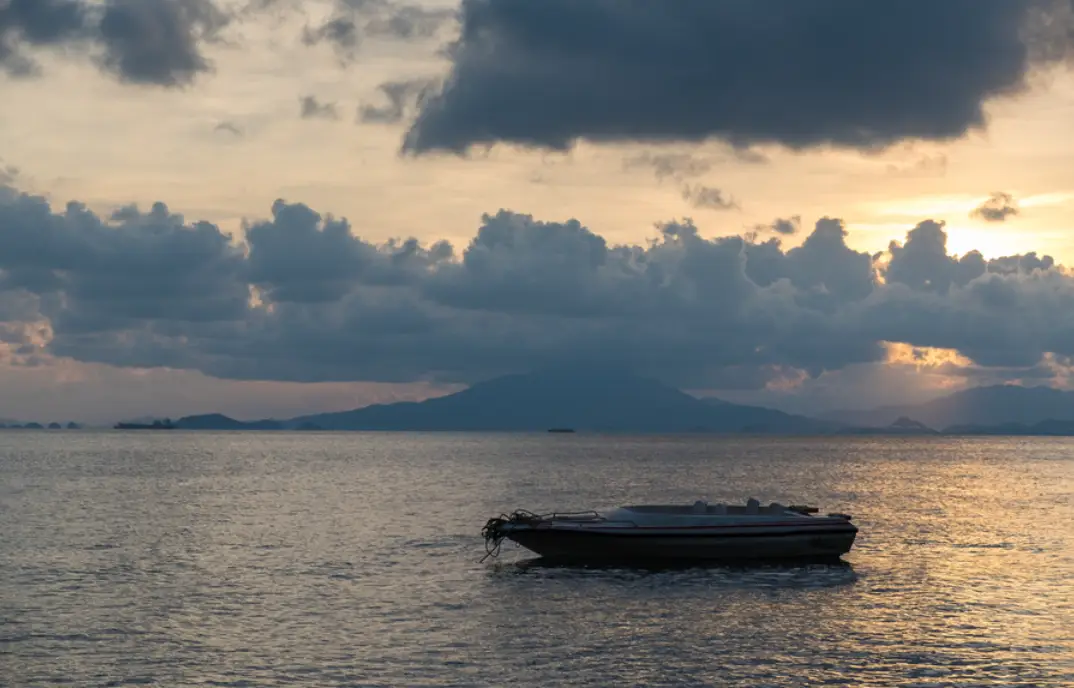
481, 498, 857, 564
114, 420, 176, 430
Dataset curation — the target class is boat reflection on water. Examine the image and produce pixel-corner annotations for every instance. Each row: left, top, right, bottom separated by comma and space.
487, 553, 860, 593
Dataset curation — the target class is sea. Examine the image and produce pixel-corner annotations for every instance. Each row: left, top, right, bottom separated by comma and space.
1, 431, 1071, 687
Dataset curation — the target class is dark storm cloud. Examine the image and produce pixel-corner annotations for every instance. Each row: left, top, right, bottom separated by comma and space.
0, 186, 250, 331
243, 199, 452, 302
2, 182, 1074, 388
971, 191, 1021, 223
0, 0, 229, 86
96, 0, 228, 87
403, 0, 1074, 154
300, 95, 340, 120
0, 0, 90, 76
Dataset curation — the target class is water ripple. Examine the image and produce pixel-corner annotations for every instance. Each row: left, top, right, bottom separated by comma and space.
1, 432, 1071, 687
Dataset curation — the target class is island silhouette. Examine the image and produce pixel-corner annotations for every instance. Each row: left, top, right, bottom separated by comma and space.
94, 366, 1074, 436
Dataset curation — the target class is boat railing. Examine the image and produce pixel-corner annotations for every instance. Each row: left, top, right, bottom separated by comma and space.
546, 510, 604, 522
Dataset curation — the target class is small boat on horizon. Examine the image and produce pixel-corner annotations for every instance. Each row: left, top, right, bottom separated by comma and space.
481, 499, 857, 564
114, 419, 176, 430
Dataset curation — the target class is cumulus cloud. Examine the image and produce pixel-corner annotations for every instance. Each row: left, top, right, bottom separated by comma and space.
971, 191, 1021, 222
2, 182, 1073, 389
0, 186, 250, 338
97, 0, 228, 87
0, 0, 229, 86
403, 0, 1074, 154
0, 0, 89, 77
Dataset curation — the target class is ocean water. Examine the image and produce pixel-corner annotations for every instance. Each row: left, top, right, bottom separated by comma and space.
1, 432, 1071, 687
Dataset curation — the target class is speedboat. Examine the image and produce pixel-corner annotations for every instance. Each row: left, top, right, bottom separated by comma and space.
481, 498, 857, 564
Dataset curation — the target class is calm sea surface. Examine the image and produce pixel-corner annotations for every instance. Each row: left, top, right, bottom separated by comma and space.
1, 432, 1072, 687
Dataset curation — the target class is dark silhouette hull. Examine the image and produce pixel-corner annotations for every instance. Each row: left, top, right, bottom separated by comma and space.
505, 528, 857, 563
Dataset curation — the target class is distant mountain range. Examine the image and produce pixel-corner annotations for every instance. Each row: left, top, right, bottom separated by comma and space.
284, 367, 838, 433
101, 372, 1074, 436
820, 384, 1074, 430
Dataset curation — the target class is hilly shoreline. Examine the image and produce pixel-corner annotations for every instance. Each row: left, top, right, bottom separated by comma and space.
92, 371, 1074, 437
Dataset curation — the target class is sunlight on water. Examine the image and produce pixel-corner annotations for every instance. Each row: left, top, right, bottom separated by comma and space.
1, 433, 1071, 686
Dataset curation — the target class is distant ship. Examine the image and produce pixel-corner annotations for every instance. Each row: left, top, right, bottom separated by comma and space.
114, 419, 176, 430
547, 427, 576, 433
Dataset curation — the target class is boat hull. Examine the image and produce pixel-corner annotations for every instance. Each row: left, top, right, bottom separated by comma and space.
505, 527, 857, 563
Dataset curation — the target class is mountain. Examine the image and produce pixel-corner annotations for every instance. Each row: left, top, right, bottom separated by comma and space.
820, 385, 1074, 429
287, 366, 839, 433
174, 414, 283, 431
839, 416, 939, 435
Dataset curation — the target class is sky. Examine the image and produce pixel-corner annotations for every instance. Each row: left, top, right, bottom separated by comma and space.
5, 0, 1074, 424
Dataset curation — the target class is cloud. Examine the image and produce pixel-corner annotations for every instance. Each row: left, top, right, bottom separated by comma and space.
0, 0, 90, 77
752, 216, 801, 237
299, 95, 340, 120
402, 0, 1074, 154
214, 120, 244, 137
302, 0, 455, 61
96, 0, 228, 87
0, 0, 229, 86
0, 157, 17, 184
621, 151, 741, 212
623, 152, 713, 182
243, 198, 453, 303
886, 154, 949, 178
2, 182, 1074, 390
359, 78, 433, 124
0, 186, 250, 341
681, 185, 738, 211
883, 220, 987, 294
971, 191, 1021, 222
